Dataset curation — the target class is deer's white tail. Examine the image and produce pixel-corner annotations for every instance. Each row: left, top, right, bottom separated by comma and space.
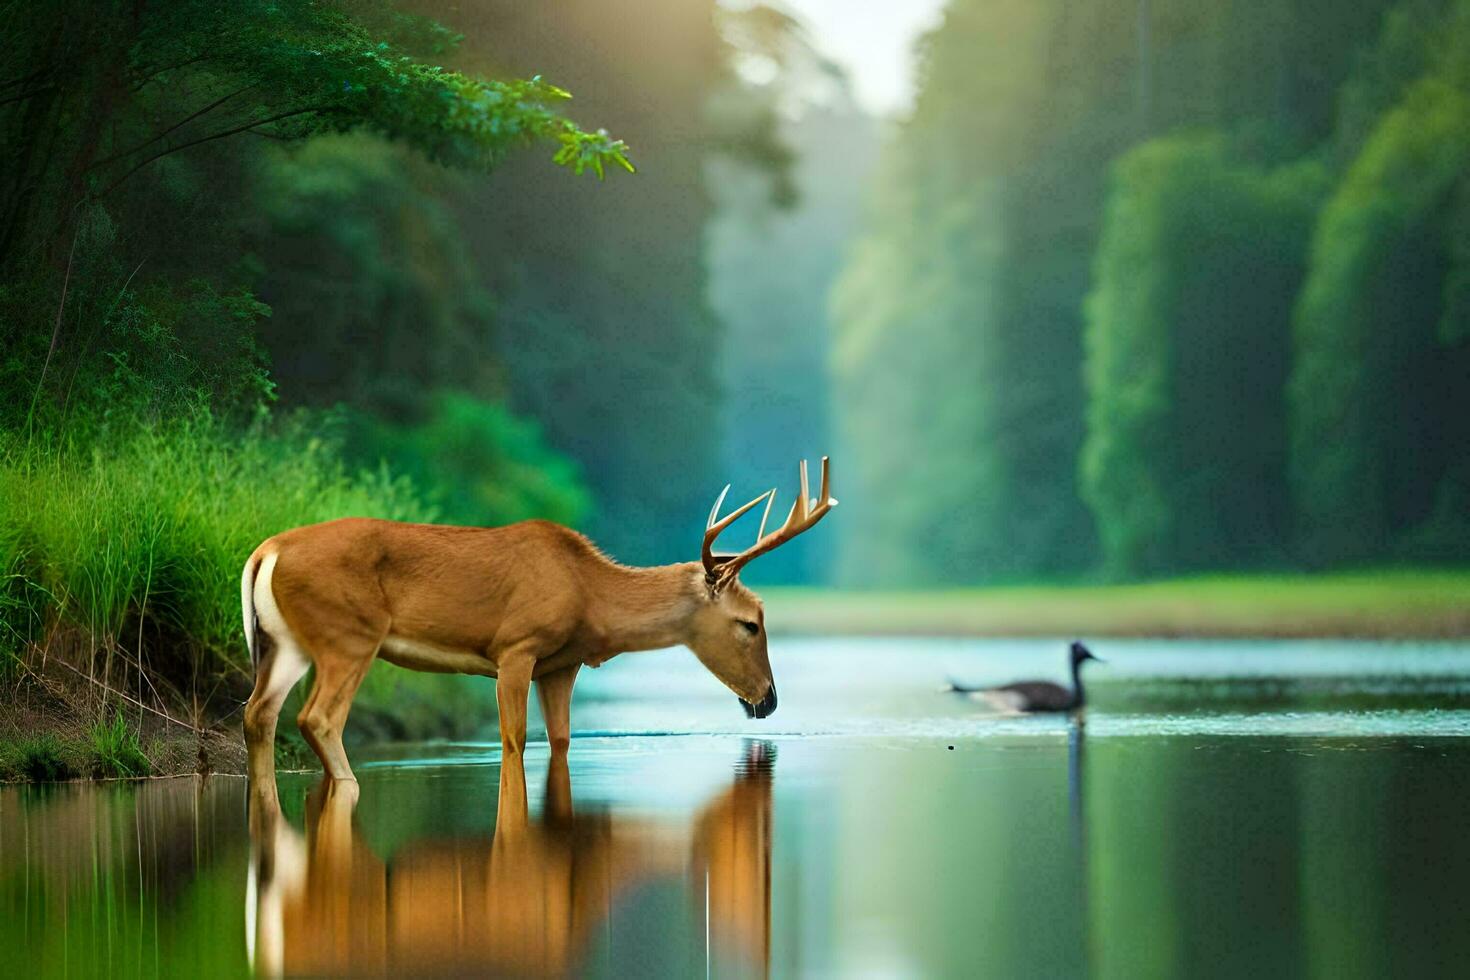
241, 548, 265, 671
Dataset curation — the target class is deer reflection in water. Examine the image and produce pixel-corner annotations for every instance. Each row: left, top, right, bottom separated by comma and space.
247, 741, 775, 978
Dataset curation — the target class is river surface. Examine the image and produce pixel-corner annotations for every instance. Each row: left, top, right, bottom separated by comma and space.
4, 638, 1470, 978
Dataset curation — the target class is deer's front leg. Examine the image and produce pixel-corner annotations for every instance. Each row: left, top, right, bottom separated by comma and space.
536, 663, 580, 823
495, 647, 537, 829
535, 663, 580, 757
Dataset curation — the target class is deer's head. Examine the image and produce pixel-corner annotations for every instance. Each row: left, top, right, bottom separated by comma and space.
689, 458, 837, 719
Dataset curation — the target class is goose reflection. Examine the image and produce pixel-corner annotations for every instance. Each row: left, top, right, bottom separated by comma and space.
247, 742, 775, 978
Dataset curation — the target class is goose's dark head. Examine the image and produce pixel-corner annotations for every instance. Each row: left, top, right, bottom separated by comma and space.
1070, 641, 1102, 667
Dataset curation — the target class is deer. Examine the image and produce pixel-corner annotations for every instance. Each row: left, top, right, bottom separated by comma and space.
240, 456, 835, 807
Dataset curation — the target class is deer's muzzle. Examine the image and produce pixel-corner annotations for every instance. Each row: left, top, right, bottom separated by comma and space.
740, 683, 777, 720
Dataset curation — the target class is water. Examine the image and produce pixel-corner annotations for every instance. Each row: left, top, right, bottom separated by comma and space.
5, 638, 1470, 978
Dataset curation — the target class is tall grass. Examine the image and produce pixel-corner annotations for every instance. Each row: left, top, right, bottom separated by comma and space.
86, 712, 151, 777
0, 415, 434, 688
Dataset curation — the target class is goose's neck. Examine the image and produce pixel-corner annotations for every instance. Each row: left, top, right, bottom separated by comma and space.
1070, 658, 1087, 707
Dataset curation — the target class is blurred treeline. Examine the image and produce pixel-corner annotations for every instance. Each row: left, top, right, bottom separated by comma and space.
0, 0, 786, 728
835, 0, 1470, 584
708, 9, 879, 584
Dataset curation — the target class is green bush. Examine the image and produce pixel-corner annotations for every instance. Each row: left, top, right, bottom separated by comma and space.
345, 390, 591, 528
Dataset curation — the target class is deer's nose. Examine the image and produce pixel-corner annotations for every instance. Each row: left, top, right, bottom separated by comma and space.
743, 683, 777, 719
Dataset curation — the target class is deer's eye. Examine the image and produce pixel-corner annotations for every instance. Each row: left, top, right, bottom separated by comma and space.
739, 620, 760, 636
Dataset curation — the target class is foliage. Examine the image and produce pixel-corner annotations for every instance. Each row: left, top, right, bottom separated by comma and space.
435, 0, 796, 565
832, 0, 1056, 586
1082, 134, 1326, 576
250, 133, 501, 414
1, 0, 627, 256
1, 0, 631, 429
344, 390, 591, 528
0, 234, 276, 440
1332, 0, 1456, 163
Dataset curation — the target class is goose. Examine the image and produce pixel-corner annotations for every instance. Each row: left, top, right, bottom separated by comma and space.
948, 641, 1103, 713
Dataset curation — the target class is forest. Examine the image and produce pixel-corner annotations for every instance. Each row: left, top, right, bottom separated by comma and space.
3, 0, 1469, 773
0, 0, 794, 771
835, 0, 1470, 583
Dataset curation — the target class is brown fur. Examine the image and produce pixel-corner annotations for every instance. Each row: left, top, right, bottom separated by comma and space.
242, 517, 774, 794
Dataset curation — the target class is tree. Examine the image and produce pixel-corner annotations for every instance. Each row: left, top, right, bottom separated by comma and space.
250, 134, 501, 415
1082, 134, 1325, 575
1291, 17, 1470, 562
0, 0, 626, 252
0, 0, 628, 433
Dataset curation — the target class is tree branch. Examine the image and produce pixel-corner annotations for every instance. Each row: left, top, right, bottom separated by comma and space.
90, 83, 257, 170
128, 52, 208, 92
97, 104, 334, 197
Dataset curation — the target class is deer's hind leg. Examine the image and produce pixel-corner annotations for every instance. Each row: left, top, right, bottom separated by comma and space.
245, 553, 312, 796
296, 638, 380, 786
244, 642, 310, 793
267, 555, 390, 786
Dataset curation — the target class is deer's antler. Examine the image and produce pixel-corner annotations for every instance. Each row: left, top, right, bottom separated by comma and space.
701, 457, 837, 587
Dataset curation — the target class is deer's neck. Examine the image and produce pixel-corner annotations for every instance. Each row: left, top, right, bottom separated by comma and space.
589, 561, 703, 654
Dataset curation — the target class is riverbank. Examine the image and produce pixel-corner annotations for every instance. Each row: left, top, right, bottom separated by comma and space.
0, 660, 260, 783
0, 659, 493, 783
762, 570, 1470, 639
0, 683, 242, 783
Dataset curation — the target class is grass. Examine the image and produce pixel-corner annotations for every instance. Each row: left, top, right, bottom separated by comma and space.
86, 712, 151, 778
0, 416, 433, 680
1, 734, 80, 782
761, 569, 1470, 639
0, 711, 155, 782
